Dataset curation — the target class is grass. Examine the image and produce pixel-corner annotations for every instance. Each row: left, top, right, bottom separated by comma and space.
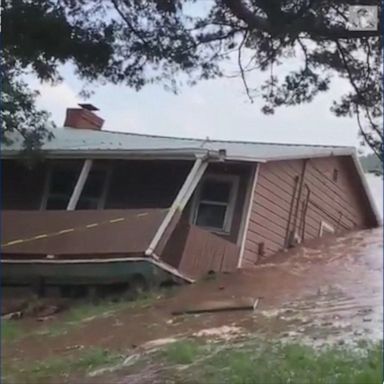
2, 347, 124, 384
162, 340, 202, 365
1, 321, 25, 342
183, 340, 383, 384
82, 338, 381, 384
1, 301, 127, 342
2, 290, 162, 341
2, 332, 382, 383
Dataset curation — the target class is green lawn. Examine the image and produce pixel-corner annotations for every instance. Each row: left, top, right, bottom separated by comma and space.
2, 347, 124, 384
2, 335, 382, 384
189, 341, 382, 384
149, 339, 383, 384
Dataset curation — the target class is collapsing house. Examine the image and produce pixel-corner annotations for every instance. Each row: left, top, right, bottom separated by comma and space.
1, 105, 380, 292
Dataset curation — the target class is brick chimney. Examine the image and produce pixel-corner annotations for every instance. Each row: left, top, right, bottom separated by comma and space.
64, 104, 104, 130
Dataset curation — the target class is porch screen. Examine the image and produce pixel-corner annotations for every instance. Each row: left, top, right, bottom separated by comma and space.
44, 165, 107, 210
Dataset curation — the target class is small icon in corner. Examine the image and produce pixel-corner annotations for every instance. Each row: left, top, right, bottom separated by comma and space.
348, 5, 378, 31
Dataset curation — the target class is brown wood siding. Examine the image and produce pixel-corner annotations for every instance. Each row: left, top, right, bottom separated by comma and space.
242, 156, 376, 267
161, 219, 240, 279
2, 160, 48, 209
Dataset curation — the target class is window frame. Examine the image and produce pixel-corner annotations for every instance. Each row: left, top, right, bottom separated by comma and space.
41, 162, 111, 210
190, 174, 239, 234
319, 220, 335, 237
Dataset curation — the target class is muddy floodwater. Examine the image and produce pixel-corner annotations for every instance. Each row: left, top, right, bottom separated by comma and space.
167, 227, 382, 347
165, 174, 384, 346
256, 226, 382, 345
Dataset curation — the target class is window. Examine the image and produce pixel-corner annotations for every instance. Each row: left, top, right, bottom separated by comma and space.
42, 164, 109, 210
191, 175, 239, 233
319, 221, 335, 237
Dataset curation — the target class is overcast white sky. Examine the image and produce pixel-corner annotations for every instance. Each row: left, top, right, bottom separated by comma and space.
30, 60, 364, 149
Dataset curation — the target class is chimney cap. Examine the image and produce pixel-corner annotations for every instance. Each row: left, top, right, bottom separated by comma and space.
78, 103, 99, 112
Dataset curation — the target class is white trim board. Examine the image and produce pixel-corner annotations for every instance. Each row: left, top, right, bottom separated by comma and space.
237, 163, 260, 268
145, 157, 208, 256
67, 159, 93, 210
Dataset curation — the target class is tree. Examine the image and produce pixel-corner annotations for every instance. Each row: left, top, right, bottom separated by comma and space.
2, 0, 382, 158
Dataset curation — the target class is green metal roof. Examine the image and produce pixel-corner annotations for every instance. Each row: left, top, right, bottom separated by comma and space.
2, 127, 355, 162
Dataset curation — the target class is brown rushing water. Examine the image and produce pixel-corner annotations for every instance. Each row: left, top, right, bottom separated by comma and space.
253, 174, 383, 345
5, 225, 381, 366
167, 175, 383, 345
255, 227, 382, 345
161, 226, 382, 347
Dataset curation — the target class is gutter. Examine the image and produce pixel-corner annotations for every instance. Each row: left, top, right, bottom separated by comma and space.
258, 148, 356, 163
1, 148, 225, 161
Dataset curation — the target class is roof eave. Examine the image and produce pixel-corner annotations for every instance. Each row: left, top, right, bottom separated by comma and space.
222, 148, 355, 163
263, 148, 356, 162
1, 148, 226, 162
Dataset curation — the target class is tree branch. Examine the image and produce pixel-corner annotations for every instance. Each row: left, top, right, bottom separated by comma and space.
110, 0, 150, 47
336, 40, 382, 158
222, 0, 379, 39
238, 31, 253, 103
